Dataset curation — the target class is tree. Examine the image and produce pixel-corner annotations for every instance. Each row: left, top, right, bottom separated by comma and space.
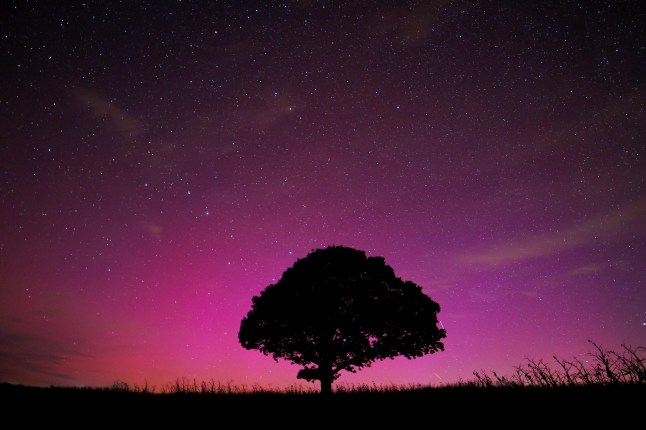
238, 246, 446, 394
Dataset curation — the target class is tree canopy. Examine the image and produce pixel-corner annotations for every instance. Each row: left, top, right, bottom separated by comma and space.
238, 246, 446, 394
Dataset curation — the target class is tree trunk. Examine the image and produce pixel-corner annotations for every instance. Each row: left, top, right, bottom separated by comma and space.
318, 334, 335, 396
319, 362, 333, 396
320, 373, 333, 396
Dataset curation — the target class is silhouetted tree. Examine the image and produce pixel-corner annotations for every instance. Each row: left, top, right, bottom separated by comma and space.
239, 246, 446, 395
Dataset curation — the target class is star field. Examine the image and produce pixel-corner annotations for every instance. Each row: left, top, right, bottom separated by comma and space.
1, 1, 645, 387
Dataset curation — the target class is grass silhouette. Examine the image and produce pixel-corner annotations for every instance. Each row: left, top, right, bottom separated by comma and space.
2, 342, 643, 425
99, 341, 644, 394
473, 341, 645, 387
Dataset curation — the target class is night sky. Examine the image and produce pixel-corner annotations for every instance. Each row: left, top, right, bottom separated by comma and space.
1, 1, 645, 388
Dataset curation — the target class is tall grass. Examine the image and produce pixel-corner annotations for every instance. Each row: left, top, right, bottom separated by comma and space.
473, 341, 645, 388
158, 378, 317, 395
104, 341, 644, 395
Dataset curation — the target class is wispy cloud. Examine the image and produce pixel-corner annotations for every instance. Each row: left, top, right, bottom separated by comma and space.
366, 0, 455, 46
71, 86, 145, 136
0, 330, 89, 384
567, 264, 604, 276
243, 88, 301, 128
142, 222, 163, 240
460, 200, 646, 266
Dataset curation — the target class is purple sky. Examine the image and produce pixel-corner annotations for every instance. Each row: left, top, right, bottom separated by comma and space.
1, 0, 644, 388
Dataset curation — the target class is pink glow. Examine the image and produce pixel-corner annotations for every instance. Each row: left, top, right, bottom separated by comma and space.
1, 1, 644, 388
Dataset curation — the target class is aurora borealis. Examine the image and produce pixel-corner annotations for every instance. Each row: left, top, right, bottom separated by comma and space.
1, 1, 644, 388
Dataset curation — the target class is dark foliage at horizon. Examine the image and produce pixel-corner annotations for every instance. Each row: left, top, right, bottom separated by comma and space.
238, 246, 446, 394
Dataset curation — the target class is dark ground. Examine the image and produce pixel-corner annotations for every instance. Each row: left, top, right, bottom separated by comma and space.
1, 382, 643, 426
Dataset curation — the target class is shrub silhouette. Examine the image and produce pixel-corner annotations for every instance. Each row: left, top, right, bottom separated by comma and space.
239, 246, 446, 394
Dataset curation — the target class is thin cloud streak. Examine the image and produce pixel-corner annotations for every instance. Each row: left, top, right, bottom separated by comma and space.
460, 200, 646, 266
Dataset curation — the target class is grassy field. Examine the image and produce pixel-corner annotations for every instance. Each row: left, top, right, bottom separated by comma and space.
2, 342, 643, 426
2, 382, 643, 426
